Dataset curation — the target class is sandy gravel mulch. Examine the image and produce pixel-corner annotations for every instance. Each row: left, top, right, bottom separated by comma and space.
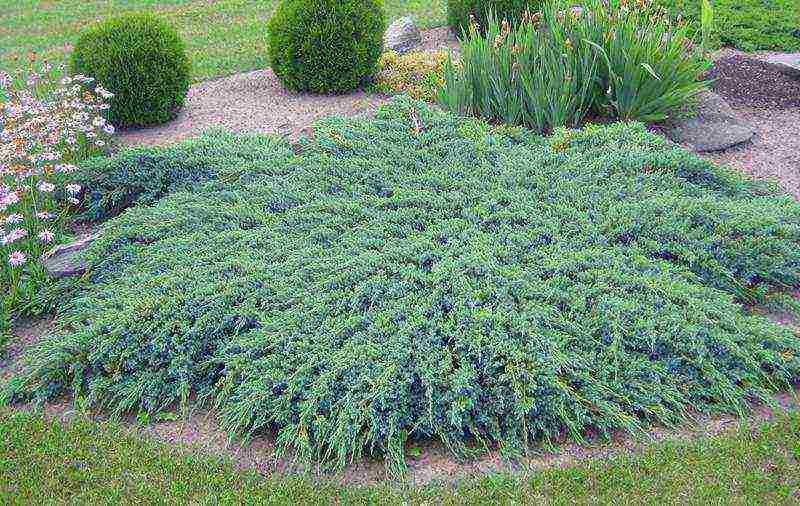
117, 28, 459, 147
660, 50, 800, 200
117, 69, 391, 147
703, 107, 800, 200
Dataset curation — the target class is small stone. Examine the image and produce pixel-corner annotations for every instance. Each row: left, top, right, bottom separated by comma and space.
663, 91, 755, 152
42, 234, 99, 278
763, 53, 800, 79
385, 16, 422, 54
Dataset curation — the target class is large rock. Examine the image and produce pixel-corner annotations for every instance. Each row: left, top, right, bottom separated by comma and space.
385, 16, 422, 54
662, 91, 755, 152
764, 53, 800, 79
42, 234, 98, 278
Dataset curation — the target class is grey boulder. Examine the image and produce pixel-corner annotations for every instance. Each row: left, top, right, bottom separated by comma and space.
385, 16, 422, 54
42, 234, 98, 278
663, 91, 755, 152
764, 53, 800, 79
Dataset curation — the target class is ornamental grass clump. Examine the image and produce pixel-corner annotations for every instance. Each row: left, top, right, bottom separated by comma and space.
438, 0, 710, 131
0, 57, 113, 325
586, 0, 710, 122
4, 99, 800, 474
438, 11, 599, 132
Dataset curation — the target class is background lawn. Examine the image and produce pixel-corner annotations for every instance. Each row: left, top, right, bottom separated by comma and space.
1, 408, 799, 504
3, 1, 797, 84
0, 0, 447, 82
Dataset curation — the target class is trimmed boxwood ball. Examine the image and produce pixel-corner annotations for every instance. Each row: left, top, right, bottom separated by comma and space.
448, 0, 541, 36
267, 0, 386, 93
70, 12, 191, 128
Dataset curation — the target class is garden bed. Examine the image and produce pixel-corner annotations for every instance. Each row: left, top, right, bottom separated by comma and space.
116, 28, 458, 147
4, 0, 800, 496
5, 99, 800, 476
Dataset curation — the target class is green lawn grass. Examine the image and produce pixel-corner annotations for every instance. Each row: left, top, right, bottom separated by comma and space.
1, 408, 799, 504
3, 0, 797, 84
0, 0, 446, 82
656, 0, 800, 52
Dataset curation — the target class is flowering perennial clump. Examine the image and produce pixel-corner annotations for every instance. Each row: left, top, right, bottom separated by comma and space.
438, 0, 710, 132
0, 56, 114, 317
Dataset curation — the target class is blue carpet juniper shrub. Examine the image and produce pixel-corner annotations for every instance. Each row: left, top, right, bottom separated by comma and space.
4, 99, 800, 474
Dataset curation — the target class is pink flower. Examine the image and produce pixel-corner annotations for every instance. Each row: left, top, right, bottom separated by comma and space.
0, 191, 20, 211
8, 250, 27, 267
1, 227, 27, 245
36, 211, 53, 220
4, 213, 23, 224
95, 86, 113, 99
38, 229, 54, 243
37, 181, 55, 193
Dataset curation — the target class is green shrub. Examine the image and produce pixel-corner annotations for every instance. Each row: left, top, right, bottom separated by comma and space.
76, 130, 294, 221
267, 0, 386, 93
70, 12, 191, 128
447, 0, 540, 36
438, 0, 709, 131
655, 0, 800, 52
371, 50, 449, 101
5, 99, 800, 474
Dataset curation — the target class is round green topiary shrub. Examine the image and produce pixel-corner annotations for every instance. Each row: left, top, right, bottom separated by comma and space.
70, 12, 191, 128
267, 0, 386, 93
448, 0, 541, 37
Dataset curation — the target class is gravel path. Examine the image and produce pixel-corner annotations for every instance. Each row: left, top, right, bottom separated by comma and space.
117, 28, 458, 147
704, 107, 800, 199
117, 69, 391, 146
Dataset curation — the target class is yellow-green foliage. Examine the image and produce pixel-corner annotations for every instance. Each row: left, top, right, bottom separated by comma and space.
373, 50, 450, 101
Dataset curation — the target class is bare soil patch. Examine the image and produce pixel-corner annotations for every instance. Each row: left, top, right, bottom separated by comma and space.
702, 107, 800, 200
708, 55, 800, 110
669, 50, 800, 200
0, 317, 53, 383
